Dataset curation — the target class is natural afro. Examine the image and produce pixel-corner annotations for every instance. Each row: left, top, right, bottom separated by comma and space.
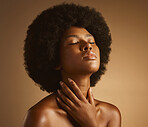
24, 3, 112, 93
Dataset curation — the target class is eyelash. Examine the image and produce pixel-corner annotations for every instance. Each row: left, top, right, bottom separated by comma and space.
89, 42, 95, 44
69, 41, 95, 45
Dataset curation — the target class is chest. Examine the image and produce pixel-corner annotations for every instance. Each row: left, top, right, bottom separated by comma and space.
50, 111, 108, 127
49, 113, 79, 127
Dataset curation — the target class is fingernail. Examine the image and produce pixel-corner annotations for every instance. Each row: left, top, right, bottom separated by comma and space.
68, 78, 72, 82
59, 81, 64, 87
90, 88, 94, 97
56, 97, 60, 101
57, 89, 60, 94
90, 88, 92, 93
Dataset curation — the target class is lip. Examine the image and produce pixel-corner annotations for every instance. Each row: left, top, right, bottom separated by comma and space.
82, 51, 97, 60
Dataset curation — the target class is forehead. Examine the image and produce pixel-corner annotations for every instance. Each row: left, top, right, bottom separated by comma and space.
62, 26, 94, 40
64, 26, 90, 35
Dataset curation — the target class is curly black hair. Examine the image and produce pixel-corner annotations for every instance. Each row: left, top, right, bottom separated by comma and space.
24, 3, 112, 93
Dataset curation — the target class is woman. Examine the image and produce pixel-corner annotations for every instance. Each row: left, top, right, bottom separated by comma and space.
23, 3, 121, 127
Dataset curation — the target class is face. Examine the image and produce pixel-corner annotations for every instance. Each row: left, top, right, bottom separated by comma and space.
58, 26, 100, 75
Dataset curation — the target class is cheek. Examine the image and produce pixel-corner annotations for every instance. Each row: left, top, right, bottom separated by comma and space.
94, 46, 100, 67
94, 46, 100, 59
59, 45, 100, 73
60, 48, 81, 70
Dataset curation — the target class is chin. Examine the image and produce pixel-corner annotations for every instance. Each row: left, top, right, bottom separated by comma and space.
84, 63, 100, 71
87, 68, 99, 73
79, 66, 99, 74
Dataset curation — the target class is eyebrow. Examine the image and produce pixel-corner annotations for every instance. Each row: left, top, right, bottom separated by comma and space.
64, 34, 93, 40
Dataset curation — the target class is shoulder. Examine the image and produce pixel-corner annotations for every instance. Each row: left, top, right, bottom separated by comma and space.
95, 99, 121, 127
22, 108, 51, 127
22, 93, 58, 127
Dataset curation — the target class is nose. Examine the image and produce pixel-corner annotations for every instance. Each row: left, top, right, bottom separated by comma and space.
80, 41, 93, 51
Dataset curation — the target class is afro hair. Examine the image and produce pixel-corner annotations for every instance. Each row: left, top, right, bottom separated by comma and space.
24, 3, 112, 93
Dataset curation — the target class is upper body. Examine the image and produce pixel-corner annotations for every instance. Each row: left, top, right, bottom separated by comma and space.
23, 3, 121, 127
22, 92, 121, 127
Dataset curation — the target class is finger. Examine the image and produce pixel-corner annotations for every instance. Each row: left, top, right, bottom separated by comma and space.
68, 78, 86, 102
56, 96, 71, 112
88, 88, 95, 106
57, 89, 76, 109
59, 81, 80, 105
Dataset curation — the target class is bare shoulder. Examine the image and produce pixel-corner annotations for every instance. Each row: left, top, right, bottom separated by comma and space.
94, 99, 121, 127
22, 93, 58, 127
95, 99, 121, 117
22, 107, 53, 127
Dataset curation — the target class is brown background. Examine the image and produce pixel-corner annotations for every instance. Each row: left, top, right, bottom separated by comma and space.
0, 0, 148, 127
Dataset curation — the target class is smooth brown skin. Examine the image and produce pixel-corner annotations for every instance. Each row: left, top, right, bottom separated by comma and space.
22, 27, 121, 127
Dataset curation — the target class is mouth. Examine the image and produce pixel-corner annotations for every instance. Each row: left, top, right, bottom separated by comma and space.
82, 51, 97, 60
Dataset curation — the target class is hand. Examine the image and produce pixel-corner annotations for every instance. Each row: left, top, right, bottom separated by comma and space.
56, 78, 98, 127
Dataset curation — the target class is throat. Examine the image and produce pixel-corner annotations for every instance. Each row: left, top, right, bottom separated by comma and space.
61, 72, 91, 98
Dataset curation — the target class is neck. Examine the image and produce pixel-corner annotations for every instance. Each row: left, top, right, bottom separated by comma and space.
61, 71, 92, 98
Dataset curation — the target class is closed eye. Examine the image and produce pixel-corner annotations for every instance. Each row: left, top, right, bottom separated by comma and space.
68, 41, 79, 45
89, 42, 95, 44
68, 41, 95, 45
